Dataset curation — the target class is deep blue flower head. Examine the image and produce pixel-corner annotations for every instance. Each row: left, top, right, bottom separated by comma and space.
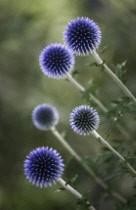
24, 146, 64, 188
32, 104, 59, 130
64, 17, 101, 56
70, 105, 100, 135
39, 43, 75, 79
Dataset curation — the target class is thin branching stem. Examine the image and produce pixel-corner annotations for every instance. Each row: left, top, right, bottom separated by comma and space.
50, 127, 126, 204
92, 130, 136, 176
92, 51, 136, 103
66, 72, 108, 113
58, 178, 96, 210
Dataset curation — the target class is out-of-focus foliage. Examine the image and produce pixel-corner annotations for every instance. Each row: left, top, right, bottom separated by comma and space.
0, 0, 136, 209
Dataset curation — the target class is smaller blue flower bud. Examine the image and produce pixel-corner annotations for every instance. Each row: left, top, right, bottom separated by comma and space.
64, 17, 101, 56
32, 104, 59, 130
70, 105, 100, 135
24, 146, 64, 187
39, 43, 75, 79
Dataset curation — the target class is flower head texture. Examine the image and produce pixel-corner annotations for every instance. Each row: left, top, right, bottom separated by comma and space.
24, 146, 64, 188
70, 105, 100, 135
39, 43, 75, 79
64, 17, 101, 56
32, 104, 59, 130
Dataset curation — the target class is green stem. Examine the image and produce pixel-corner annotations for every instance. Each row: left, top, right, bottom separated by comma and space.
58, 178, 96, 210
66, 72, 108, 113
92, 130, 136, 176
92, 51, 136, 103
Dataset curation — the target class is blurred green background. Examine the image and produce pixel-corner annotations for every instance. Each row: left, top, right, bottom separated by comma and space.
0, 0, 136, 209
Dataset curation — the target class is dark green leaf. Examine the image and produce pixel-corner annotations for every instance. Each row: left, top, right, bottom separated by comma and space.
112, 60, 127, 84
99, 45, 108, 55
65, 174, 78, 187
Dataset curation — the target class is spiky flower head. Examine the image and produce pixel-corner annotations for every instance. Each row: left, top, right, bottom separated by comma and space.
64, 17, 101, 56
70, 105, 100, 135
39, 43, 75, 79
32, 104, 59, 130
24, 146, 64, 188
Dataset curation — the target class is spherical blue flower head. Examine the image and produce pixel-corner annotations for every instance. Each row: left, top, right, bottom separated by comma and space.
24, 146, 64, 188
70, 105, 100, 135
39, 43, 75, 79
64, 17, 101, 56
32, 104, 59, 130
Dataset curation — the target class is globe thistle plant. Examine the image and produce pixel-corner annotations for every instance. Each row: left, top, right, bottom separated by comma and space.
70, 105, 136, 176
24, 147, 96, 209
63, 17, 136, 103
70, 105, 100, 135
63, 17, 101, 56
32, 104, 59, 130
30, 104, 126, 203
39, 43, 75, 79
24, 146, 64, 188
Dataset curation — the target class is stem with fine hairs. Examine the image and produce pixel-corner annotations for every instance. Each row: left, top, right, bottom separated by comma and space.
91, 50, 136, 103
92, 130, 136, 176
58, 178, 96, 210
66, 72, 108, 113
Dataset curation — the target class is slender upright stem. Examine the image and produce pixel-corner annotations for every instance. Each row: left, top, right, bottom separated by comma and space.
50, 127, 126, 204
92, 51, 136, 103
58, 178, 96, 210
66, 72, 108, 113
51, 127, 81, 162
92, 130, 136, 176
